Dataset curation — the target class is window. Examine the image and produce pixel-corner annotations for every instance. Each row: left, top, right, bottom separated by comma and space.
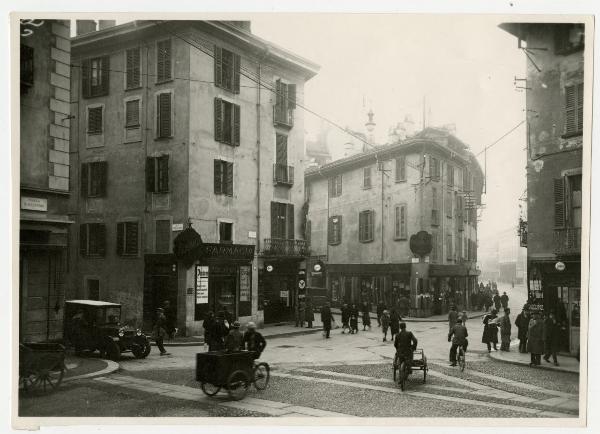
554, 24, 585, 55
447, 164, 454, 187
125, 99, 140, 128
395, 156, 406, 182
125, 47, 141, 89
457, 195, 464, 231
81, 161, 108, 198
214, 160, 234, 196
156, 92, 172, 138
156, 39, 172, 83
555, 174, 582, 229
87, 106, 103, 134
431, 187, 439, 226
116, 222, 139, 256
463, 169, 470, 192
87, 279, 100, 300
446, 191, 453, 218
82, 56, 110, 98
214, 45, 240, 93
155, 219, 171, 253
429, 156, 440, 181
431, 232, 438, 262
329, 175, 342, 197
363, 167, 372, 189
146, 155, 169, 193
20, 44, 34, 92
359, 210, 374, 243
271, 202, 294, 239
446, 233, 453, 261
80, 223, 107, 256
394, 205, 407, 240
274, 134, 293, 185
564, 83, 584, 137
328, 215, 342, 245
457, 234, 463, 259
214, 98, 240, 146
219, 222, 233, 244
276, 133, 288, 165
274, 78, 296, 127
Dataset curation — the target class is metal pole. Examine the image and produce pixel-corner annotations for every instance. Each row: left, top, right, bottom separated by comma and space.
381, 161, 384, 262
46, 253, 51, 342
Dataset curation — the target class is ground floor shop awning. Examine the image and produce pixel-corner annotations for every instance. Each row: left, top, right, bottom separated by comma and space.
326, 263, 411, 275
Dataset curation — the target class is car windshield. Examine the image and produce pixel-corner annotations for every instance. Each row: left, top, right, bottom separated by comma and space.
95, 306, 121, 325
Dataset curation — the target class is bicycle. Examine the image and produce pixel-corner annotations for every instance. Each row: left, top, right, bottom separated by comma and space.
457, 345, 466, 372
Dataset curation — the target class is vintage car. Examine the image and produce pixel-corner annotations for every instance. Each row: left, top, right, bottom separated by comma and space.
64, 300, 151, 361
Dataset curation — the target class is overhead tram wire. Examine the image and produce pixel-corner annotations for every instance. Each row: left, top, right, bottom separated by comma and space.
474, 120, 526, 158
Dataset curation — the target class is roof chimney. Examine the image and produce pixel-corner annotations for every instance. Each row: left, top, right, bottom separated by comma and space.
76, 20, 97, 36
98, 20, 117, 30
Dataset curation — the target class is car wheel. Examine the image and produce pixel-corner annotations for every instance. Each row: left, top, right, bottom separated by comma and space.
104, 341, 120, 361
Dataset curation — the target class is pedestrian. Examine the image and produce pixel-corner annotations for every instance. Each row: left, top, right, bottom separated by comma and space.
340, 303, 350, 334
294, 298, 301, 327
481, 309, 499, 352
448, 305, 458, 332
361, 301, 371, 331
222, 305, 234, 328
381, 310, 391, 342
376, 301, 386, 327
152, 308, 170, 356
225, 321, 243, 352
543, 311, 562, 366
202, 311, 216, 351
242, 322, 267, 359
527, 312, 545, 367
399, 295, 410, 317
163, 300, 176, 340
350, 304, 359, 334
500, 292, 509, 310
493, 293, 502, 311
460, 310, 468, 328
321, 302, 333, 339
211, 311, 229, 351
499, 308, 512, 351
298, 298, 306, 328
304, 297, 315, 328
515, 307, 530, 353
390, 308, 401, 340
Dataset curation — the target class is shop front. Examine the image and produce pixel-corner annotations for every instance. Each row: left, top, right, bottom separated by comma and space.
429, 264, 473, 314
258, 259, 302, 324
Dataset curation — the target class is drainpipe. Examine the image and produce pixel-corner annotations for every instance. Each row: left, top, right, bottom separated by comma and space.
256, 48, 269, 256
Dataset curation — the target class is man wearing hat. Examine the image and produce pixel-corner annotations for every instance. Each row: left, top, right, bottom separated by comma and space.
225, 321, 243, 352
152, 308, 170, 356
242, 322, 267, 359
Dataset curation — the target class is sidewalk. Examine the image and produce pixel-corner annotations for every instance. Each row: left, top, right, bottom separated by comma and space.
488, 341, 579, 374
62, 353, 119, 382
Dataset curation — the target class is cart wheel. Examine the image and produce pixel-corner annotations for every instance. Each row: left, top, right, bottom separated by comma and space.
19, 372, 41, 393
392, 354, 399, 383
105, 341, 121, 361
253, 363, 270, 390
132, 343, 151, 359
38, 367, 65, 393
201, 382, 221, 396
399, 361, 407, 391
142, 342, 151, 357
227, 370, 249, 401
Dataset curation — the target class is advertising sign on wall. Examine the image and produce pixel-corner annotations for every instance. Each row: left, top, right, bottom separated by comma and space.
195, 265, 209, 304
239, 266, 251, 302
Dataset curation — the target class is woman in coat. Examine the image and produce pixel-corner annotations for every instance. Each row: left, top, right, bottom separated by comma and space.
389, 308, 401, 340
349, 304, 359, 334
527, 312, 545, 366
481, 309, 499, 352
499, 308, 512, 351
514, 308, 530, 353
381, 310, 391, 342
304, 298, 315, 328
361, 301, 371, 331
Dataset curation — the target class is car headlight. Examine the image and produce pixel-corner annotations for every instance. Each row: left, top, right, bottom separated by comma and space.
136, 329, 142, 336
118, 330, 124, 337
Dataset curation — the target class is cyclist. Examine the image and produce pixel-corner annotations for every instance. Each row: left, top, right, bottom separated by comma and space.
448, 317, 469, 367
394, 322, 418, 370
242, 322, 267, 359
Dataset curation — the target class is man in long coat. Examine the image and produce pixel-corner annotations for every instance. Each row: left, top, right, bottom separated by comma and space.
527, 312, 545, 366
320, 302, 333, 339
499, 308, 512, 351
543, 311, 562, 366
481, 309, 499, 352
514, 307, 530, 353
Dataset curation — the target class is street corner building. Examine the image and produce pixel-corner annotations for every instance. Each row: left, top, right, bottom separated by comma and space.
304, 128, 484, 317
500, 23, 585, 355
35, 19, 320, 338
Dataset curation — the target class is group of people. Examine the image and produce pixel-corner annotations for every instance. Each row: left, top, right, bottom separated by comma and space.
338, 302, 404, 342
515, 307, 565, 367
202, 311, 267, 356
473, 282, 511, 313
481, 307, 512, 352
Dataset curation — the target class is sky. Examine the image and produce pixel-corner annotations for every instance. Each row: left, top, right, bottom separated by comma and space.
252, 14, 528, 243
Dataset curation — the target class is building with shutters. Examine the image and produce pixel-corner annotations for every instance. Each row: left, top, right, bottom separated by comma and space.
19, 20, 73, 343
68, 20, 318, 333
305, 127, 484, 317
500, 23, 586, 354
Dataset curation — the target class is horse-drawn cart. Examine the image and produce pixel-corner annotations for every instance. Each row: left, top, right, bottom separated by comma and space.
19, 343, 66, 394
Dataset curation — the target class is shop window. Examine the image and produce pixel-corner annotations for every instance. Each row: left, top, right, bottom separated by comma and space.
214, 98, 240, 146
329, 174, 342, 197
125, 47, 141, 89
363, 167, 372, 189
214, 45, 240, 93
214, 160, 234, 196
146, 155, 169, 193
219, 222, 233, 244
80, 223, 106, 257
82, 56, 110, 98
359, 210, 374, 243
156, 39, 172, 83
155, 219, 171, 253
81, 161, 108, 198
328, 215, 342, 245
116, 221, 139, 256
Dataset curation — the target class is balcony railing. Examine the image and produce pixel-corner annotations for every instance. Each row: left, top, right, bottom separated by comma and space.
263, 238, 308, 257
273, 164, 294, 186
273, 105, 294, 128
554, 227, 581, 255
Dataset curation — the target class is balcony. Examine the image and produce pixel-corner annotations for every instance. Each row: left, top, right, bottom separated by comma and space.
554, 227, 581, 256
263, 238, 308, 257
273, 164, 294, 186
273, 106, 294, 128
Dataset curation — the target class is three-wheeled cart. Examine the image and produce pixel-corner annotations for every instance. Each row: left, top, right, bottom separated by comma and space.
196, 351, 270, 400
19, 343, 66, 394
392, 348, 428, 391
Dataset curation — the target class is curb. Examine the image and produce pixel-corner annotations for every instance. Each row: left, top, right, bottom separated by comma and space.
330, 310, 486, 323
63, 359, 120, 383
488, 343, 579, 375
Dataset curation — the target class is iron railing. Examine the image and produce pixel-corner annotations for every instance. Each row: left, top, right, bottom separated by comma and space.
273, 164, 294, 186
554, 227, 581, 255
263, 238, 308, 257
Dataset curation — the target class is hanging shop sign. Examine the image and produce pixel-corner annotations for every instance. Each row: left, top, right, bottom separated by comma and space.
265, 264, 274, 272
298, 279, 306, 289
239, 266, 251, 302
313, 261, 324, 273
195, 265, 209, 304
410, 230, 433, 257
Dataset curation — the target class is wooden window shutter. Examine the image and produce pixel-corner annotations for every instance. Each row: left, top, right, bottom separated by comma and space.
226, 162, 234, 196
126, 48, 140, 89
287, 204, 295, 240
275, 79, 283, 108
214, 160, 223, 195
126, 222, 138, 254
368, 211, 374, 240
396, 156, 406, 181
337, 215, 343, 243
88, 107, 103, 134
100, 56, 110, 95
81, 58, 91, 98
158, 155, 169, 192
157, 93, 172, 138
116, 222, 124, 255
577, 82, 584, 132
328, 216, 334, 244
214, 45, 223, 88
214, 98, 223, 142
146, 157, 156, 192
565, 85, 577, 134
81, 163, 89, 197
97, 224, 107, 256
276, 134, 287, 164
80, 224, 88, 255
270, 201, 278, 238
359, 211, 365, 241
233, 53, 241, 93
233, 104, 240, 146
125, 100, 140, 127
554, 178, 565, 228
428, 156, 434, 178
288, 84, 297, 109
157, 40, 171, 82
98, 161, 108, 197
